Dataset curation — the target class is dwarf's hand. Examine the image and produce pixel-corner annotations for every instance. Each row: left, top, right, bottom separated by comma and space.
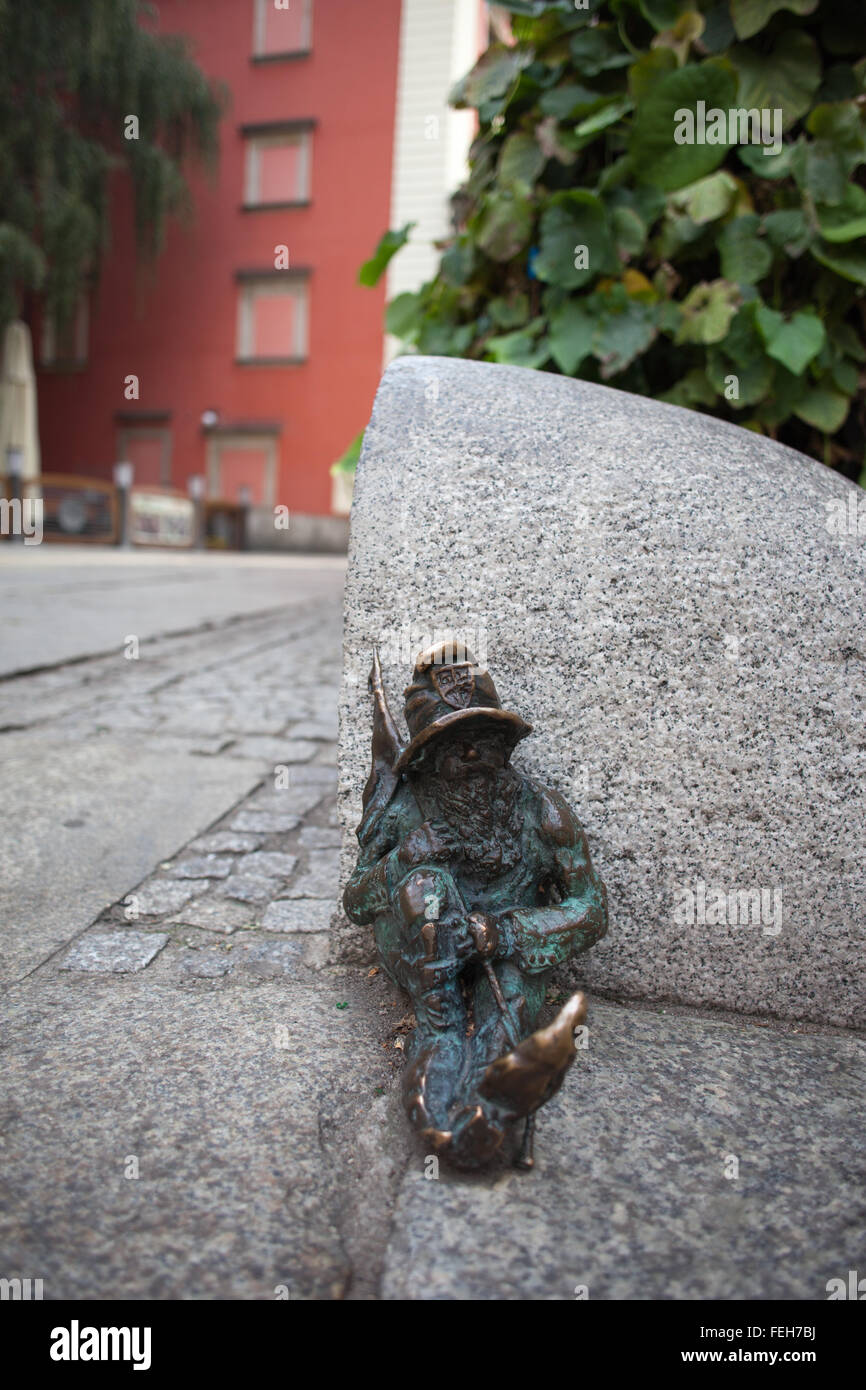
397, 820, 458, 869
467, 912, 500, 959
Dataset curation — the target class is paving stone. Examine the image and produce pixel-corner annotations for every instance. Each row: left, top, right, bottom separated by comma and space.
229, 738, 319, 764
238, 851, 298, 879
166, 855, 234, 880
283, 850, 340, 899
180, 950, 232, 978
261, 900, 334, 933
298, 826, 342, 850
60, 931, 168, 974
231, 810, 301, 834
188, 832, 263, 854
290, 720, 338, 742
249, 784, 327, 817
285, 766, 338, 786
189, 738, 233, 756
220, 875, 281, 906
131, 878, 210, 917
232, 937, 306, 977
169, 897, 255, 934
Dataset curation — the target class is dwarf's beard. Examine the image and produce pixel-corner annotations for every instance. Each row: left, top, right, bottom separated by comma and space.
415, 764, 524, 878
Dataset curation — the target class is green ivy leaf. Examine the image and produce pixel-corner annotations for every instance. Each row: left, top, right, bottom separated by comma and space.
548, 299, 596, 373
611, 204, 647, 257
701, 1, 737, 54
639, 0, 693, 31
718, 215, 773, 284
728, 30, 821, 133
738, 142, 795, 178
569, 26, 633, 77
358, 223, 414, 287
661, 366, 717, 406
385, 291, 422, 339
811, 239, 866, 285
669, 170, 738, 223
454, 45, 535, 109
534, 189, 617, 287
417, 320, 475, 356
730, 0, 818, 43
499, 131, 547, 185
762, 209, 811, 256
675, 279, 741, 343
831, 358, 860, 394
793, 384, 851, 432
485, 328, 550, 367
829, 321, 866, 363
539, 82, 602, 119
574, 94, 634, 139
806, 101, 866, 149
816, 185, 866, 243
593, 297, 657, 378
440, 238, 476, 285
791, 141, 849, 205
757, 363, 803, 426
628, 48, 678, 104
707, 346, 774, 405
793, 104, 866, 204
630, 61, 739, 192
719, 301, 766, 366
331, 431, 364, 476
489, 293, 530, 328
475, 186, 534, 261
755, 305, 825, 373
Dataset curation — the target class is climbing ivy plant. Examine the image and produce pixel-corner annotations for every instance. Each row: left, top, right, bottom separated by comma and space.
371, 0, 866, 479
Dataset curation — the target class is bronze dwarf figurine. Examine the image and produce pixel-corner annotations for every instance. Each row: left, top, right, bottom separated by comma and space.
343, 642, 608, 1170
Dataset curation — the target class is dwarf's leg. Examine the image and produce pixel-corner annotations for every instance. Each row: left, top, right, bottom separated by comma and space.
376, 866, 469, 1135
469, 961, 548, 1084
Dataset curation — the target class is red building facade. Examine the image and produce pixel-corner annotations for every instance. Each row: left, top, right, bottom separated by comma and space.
34, 0, 403, 520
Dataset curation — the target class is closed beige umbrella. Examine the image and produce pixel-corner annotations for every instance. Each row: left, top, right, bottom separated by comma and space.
0, 320, 41, 479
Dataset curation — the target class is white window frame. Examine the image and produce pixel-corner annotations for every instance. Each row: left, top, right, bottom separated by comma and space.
252, 0, 313, 57
236, 277, 309, 361
244, 131, 312, 206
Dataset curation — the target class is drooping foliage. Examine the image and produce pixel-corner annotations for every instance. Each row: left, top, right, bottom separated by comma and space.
0, 0, 226, 332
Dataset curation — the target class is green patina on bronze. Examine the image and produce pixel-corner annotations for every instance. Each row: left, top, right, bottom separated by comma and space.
343, 642, 608, 1171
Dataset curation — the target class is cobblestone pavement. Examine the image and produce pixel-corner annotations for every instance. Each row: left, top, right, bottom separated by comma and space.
0, 556, 412, 1299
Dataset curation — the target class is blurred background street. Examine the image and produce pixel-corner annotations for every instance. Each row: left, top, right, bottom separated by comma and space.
0, 548, 344, 983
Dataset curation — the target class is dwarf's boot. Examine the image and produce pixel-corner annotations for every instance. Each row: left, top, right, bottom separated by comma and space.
479, 991, 587, 1120
408, 992, 587, 1172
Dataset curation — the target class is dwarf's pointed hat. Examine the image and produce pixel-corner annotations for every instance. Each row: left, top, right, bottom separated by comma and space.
392, 640, 531, 776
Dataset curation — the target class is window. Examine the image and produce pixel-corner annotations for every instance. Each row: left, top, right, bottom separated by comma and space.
252, 0, 312, 59
40, 298, 89, 369
236, 273, 310, 363
243, 124, 313, 208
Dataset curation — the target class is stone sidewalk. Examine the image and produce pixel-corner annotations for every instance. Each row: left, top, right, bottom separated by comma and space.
1, 554, 863, 1300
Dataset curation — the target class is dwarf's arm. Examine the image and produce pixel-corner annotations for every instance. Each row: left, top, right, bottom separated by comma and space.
500, 785, 607, 974
342, 810, 405, 926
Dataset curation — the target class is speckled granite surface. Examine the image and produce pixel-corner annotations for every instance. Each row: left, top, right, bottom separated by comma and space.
337, 357, 866, 1028
381, 999, 866, 1301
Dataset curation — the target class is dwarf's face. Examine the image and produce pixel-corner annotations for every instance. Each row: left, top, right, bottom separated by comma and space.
432, 729, 509, 781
